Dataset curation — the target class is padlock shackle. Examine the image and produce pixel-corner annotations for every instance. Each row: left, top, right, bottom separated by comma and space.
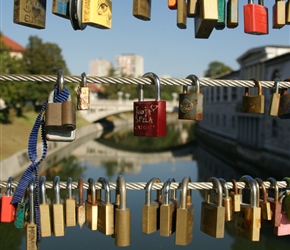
255, 178, 268, 203
219, 178, 229, 198
231, 179, 239, 194
98, 177, 111, 204
179, 176, 191, 209
57, 70, 64, 93
78, 178, 84, 206
186, 74, 200, 94
138, 84, 144, 102
206, 177, 223, 207
6, 176, 13, 196
88, 178, 96, 205
239, 175, 258, 208
29, 176, 35, 224
54, 176, 61, 205
145, 177, 161, 205
142, 72, 161, 101
67, 177, 73, 199
251, 78, 263, 96
116, 175, 127, 210
283, 177, 290, 188
81, 72, 87, 87
273, 78, 280, 94
163, 177, 176, 205
267, 177, 279, 201
40, 176, 47, 205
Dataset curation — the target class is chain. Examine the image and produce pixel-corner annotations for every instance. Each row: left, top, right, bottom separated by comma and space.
1, 74, 290, 88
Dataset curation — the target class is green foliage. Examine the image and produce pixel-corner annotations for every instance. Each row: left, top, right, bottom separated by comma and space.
204, 61, 232, 78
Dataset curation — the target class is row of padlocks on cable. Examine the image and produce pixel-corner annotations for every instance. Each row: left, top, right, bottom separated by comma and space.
1, 175, 290, 248
12, 0, 290, 35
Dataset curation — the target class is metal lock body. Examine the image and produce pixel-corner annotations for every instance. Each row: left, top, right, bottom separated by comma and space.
133, 0, 151, 21
142, 177, 162, 234
267, 177, 282, 227
227, 0, 239, 28
160, 178, 177, 237
179, 74, 203, 120
26, 177, 37, 250
234, 175, 261, 241
177, 0, 187, 29
134, 72, 166, 137
200, 177, 225, 238
66, 177, 76, 227
194, 0, 218, 39
255, 178, 272, 221
52, 176, 65, 237
77, 72, 90, 110
77, 178, 86, 229
13, 0, 46, 29
230, 179, 241, 212
82, 0, 112, 29
243, 0, 269, 35
187, 0, 198, 17
215, 0, 226, 30
175, 176, 194, 245
70, 0, 87, 30
114, 176, 130, 247
85, 178, 98, 230
97, 177, 114, 235
269, 79, 281, 116
242, 79, 264, 113
52, 0, 69, 19
273, 0, 286, 29
219, 178, 233, 221
1, 177, 16, 223
168, 0, 177, 9
278, 83, 290, 119
15, 189, 28, 228
287, 0, 290, 23
39, 176, 52, 237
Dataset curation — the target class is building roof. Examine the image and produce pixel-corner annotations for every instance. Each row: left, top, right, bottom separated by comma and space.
1, 35, 25, 52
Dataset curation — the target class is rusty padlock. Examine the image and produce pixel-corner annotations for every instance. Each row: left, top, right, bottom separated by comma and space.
242, 79, 264, 114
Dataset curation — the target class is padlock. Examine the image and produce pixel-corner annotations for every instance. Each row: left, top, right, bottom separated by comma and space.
243, 0, 268, 35
230, 179, 241, 212
269, 79, 281, 116
13, 0, 46, 29
175, 176, 194, 245
69, 0, 87, 30
219, 178, 233, 221
194, 0, 218, 38
242, 79, 264, 113
177, 0, 187, 29
273, 0, 286, 29
26, 177, 37, 250
200, 177, 225, 238
39, 176, 52, 237
278, 84, 290, 119
179, 74, 203, 120
52, 0, 69, 19
187, 0, 198, 17
15, 189, 28, 229
267, 177, 282, 227
255, 178, 272, 221
1, 177, 16, 222
45, 71, 76, 142
286, 0, 290, 23
82, 0, 112, 29
77, 72, 90, 110
133, 0, 151, 21
160, 177, 177, 237
114, 175, 130, 247
85, 178, 98, 230
227, 0, 239, 28
77, 178, 86, 229
234, 175, 261, 241
52, 176, 65, 237
274, 187, 290, 235
282, 177, 290, 220
168, 0, 177, 10
215, 0, 226, 30
133, 72, 166, 137
66, 177, 76, 227
142, 177, 162, 234
97, 177, 114, 235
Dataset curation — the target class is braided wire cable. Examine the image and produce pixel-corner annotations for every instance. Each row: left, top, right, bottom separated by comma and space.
1, 74, 290, 88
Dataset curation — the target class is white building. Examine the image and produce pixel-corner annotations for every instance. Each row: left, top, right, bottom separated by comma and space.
115, 54, 144, 77
89, 58, 113, 76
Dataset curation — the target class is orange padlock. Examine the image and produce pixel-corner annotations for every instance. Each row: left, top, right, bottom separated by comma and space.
168, 0, 177, 9
1, 177, 16, 222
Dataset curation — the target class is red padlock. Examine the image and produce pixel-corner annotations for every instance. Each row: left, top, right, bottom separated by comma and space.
244, 0, 269, 35
133, 72, 166, 137
1, 177, 16, 222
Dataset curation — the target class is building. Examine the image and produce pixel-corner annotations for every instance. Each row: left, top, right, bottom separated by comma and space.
89, 58, 112, 76
0, 34, 25, 59
115, 54, 143, 77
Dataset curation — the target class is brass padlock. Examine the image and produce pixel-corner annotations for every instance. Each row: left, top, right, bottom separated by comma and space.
66, 177, 76, 227
13, 0, 46, 29
230, 179, 241, 212
175, 176, 194, 245
85, 178, 98, 230
82, 0, 112, 29
114, 176, 130, 247
287, 0, 290, 23
52, 0, 69, 19
273, 0, 286, 29
234, 175, 261, 241
142, 177, 162, 234
267, 177, 282, 227
77, 178, 86, 229
177, 0, 187, 29
226, 0, 238, 28
278, 83, 290, 119
179, 74, 203, 120
97, 177, 114, 235
77, 72, 90, 110
39, 176, 52, 237
242, 79, 264, 114
219, 178, 233, 222
69, 0, 87, 30
269, 79, 281, 116
133, 0, 151, 21
200, 177, 225, 238
195, 0, 218, 38
255, 178, 272, 221
160, 177, 177, 237
187, 0, 198, 17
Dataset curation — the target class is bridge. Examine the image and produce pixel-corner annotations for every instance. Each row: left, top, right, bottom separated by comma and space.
78, 96, 179, 122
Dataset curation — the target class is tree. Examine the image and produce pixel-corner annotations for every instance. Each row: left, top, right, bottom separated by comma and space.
204, 61, 232, 78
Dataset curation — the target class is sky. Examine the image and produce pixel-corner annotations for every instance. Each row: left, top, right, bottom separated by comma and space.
0, 1, 289, 78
